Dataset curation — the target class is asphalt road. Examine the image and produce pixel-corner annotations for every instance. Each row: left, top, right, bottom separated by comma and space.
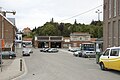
17, 48, 120, 80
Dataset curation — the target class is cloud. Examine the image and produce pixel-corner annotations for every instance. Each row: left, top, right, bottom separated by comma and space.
0, 0, 103, 30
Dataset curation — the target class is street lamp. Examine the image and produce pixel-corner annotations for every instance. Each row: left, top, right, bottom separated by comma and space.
95, 9, 102, 21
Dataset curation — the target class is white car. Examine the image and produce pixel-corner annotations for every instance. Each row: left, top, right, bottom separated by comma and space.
22, 50, 30, 56
82, 51, 96, 58
22, 48, 33, 53
73, 51, 81, 57
22, 48, 31, 56
48, 48, 58, 53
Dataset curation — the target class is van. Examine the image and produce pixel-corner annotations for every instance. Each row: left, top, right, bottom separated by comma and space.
99, 47, 120, 71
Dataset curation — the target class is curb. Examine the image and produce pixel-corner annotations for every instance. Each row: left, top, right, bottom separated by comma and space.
12, 58, 28, 80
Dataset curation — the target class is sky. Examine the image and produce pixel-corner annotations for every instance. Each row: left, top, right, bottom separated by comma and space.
0, 0, 103, 30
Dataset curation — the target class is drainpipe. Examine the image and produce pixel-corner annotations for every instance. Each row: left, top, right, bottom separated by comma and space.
2, 17, 4, 39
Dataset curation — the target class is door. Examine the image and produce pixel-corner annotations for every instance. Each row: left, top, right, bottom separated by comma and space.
109, 49, 120, 70
102, 49, 110, 68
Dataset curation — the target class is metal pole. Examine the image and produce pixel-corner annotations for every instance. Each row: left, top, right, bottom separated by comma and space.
95, 9, 102, 21
20, 59, 22, 71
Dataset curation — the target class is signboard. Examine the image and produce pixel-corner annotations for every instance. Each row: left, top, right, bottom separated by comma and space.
0, 39, 5, 48
0, 39, 1, 48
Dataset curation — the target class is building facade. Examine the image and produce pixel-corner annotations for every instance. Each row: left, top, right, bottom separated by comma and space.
70, 32, 91, 47
22, 27, 31, 35
34, 36, 63, 48
34, 33, 96, 48
103, 0, 120, 50
0, 13, 16, 51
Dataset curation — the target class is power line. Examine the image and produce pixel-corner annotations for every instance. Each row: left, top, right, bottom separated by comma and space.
60, 5, 103, 22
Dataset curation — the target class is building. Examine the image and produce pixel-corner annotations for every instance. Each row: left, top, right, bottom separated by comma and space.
34, 32, 97, 48
15, 31, 22, 48
62, 37, 71, 48
22, 27, 31, 35
34, 36, 63, 48
0, 13, 16, 51
22, 38, 33, 47
70, 32, 92, 47
103, 0, 120, 50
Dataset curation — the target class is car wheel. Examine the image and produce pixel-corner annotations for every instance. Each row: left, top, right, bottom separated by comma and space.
79, 53, 82, 57
100, 62, 106, 70
9, 56, 12, 59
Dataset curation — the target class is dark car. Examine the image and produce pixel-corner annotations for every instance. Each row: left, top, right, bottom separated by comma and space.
1, 51, 16, 59
40, 48, 45, 52
48, 48, 58, 53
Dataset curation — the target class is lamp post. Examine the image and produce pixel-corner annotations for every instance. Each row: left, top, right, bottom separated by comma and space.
95, 9, 102, 21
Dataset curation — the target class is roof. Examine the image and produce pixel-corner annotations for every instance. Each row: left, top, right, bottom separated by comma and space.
23, 38, 33, 41
107, 47, 120, 49
23, 27, 31, 31
70, 32, 90, 36
91, 38, 97, 42
7, 18, 15, 25
0, 13, 15, 26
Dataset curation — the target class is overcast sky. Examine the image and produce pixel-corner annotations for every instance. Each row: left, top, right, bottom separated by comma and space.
0, 0, 103, 30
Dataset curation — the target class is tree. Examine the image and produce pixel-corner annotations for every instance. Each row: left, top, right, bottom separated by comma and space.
58, 23, 64, 35
31, 20, 103, 38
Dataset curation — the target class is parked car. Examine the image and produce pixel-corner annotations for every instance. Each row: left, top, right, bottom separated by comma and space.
99, 47, 120, 71
82, 51, 96, 58
22, 48, 33, 54
40, 48, 45, 52
0, 51, 16, 59
43, 48, 50, 52
29, 48, 33, 53
73, 50, 81, 57
48, 48, 58, 53
68, 48, 80, 52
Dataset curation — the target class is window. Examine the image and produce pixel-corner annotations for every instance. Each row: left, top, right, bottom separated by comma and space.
103, 49, 110, 56
80, 37, 82, 40
113, 0, 117, 17
109, 0, 112, 18
108, 22, 112, 47
110, 49, 119, 56
113, 21, 116, 46
119, 0, 120, 15
119, 20, 120, 46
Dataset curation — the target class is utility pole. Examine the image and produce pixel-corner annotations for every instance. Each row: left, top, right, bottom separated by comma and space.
95, 9, 102, 21
0, 7, 16, 17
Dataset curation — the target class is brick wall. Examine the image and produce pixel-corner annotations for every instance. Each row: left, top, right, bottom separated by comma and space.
0, 14, 16, 49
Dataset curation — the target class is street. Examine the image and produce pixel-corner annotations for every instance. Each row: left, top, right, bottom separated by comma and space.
16, 48, 120, 80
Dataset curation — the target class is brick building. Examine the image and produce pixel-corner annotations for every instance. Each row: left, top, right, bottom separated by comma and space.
103, 0, 120, 50
69, 32, 91, 47
0, 13, 16, 51
34, 36, 63, 48
22, 27, 31, 35
34, 32, 97, 48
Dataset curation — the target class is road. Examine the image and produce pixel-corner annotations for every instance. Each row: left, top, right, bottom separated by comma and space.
17, 48, 120, 80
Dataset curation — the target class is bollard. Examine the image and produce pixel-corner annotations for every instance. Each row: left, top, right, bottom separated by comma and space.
20, 59, 22, 71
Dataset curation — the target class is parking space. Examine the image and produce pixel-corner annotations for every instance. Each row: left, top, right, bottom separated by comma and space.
18, 48, 120, 80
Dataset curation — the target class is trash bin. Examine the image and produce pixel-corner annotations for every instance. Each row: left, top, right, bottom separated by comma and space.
96, 52, 101, 64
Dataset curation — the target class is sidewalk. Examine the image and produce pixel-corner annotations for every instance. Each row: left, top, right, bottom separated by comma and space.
0, 58, 26, 80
